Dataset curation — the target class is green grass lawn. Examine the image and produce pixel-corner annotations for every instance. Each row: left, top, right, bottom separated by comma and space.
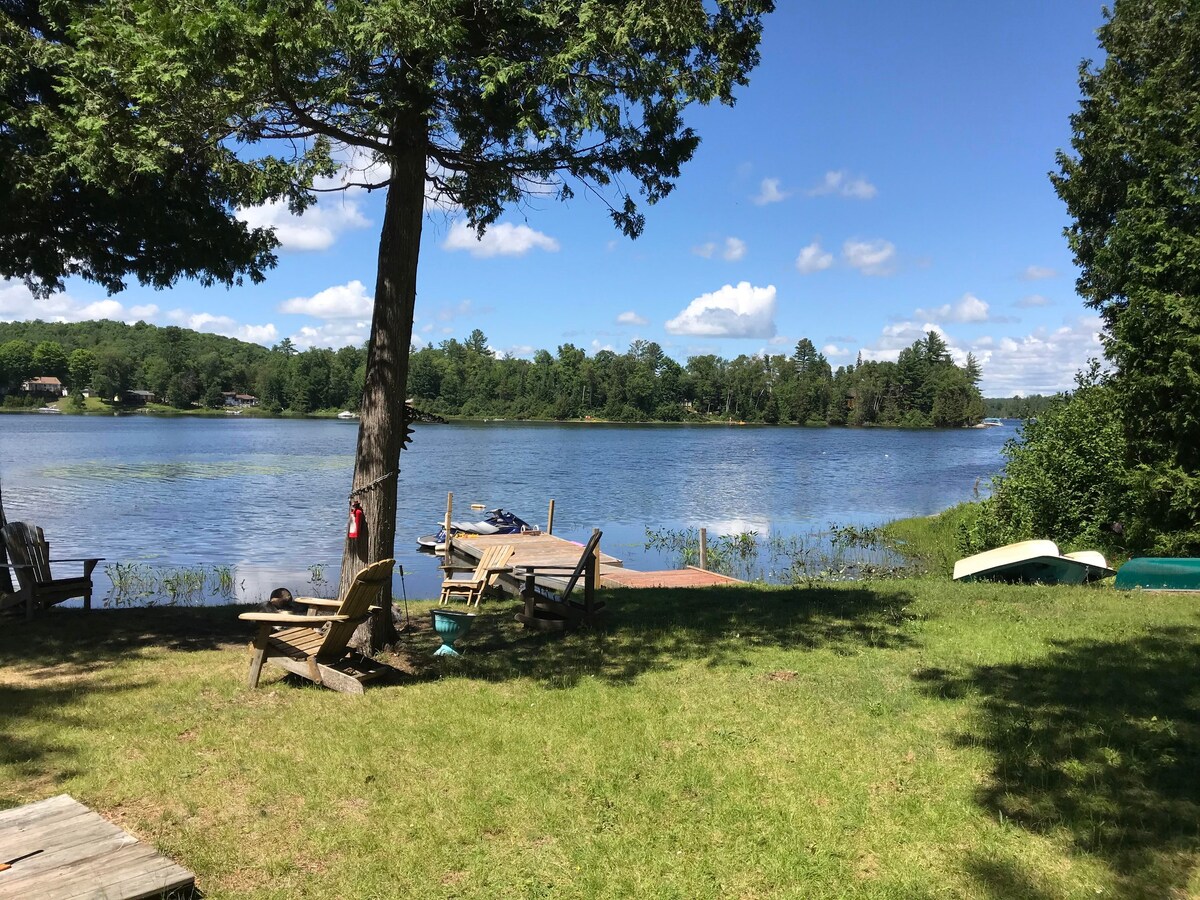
2, 580, 1198, 899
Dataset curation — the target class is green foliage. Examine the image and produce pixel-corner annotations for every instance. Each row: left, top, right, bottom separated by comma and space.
960, 366, 1129, 555
0, 0, 316, 296
1053, 0, 1200, 553
0, 319, 365, 412
983, 394, 1055, 419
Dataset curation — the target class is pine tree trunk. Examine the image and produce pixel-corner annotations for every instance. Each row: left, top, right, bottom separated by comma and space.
340, 131, 426, 652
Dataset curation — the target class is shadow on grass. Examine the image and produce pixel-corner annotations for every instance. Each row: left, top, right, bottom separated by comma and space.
406, 582, 922, 687
916, 626, 1200, 899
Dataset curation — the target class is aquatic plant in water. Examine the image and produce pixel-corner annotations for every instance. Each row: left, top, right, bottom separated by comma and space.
103, 562, 242, 607
645, 525, 912, 586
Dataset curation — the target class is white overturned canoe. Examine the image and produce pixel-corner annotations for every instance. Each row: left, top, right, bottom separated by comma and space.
954, 540, 1114, 584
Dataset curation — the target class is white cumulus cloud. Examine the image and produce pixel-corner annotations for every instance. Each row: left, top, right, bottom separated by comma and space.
914, 293, 991, 323
279, 280, 373, 319
843, 239, 897, 276
442, 220, 559, 257
665, 282, 777, 338
237, 196, 370, 252
796, 241, 834, 274
752, 178, 789, 206
289, 321, 371, 350
807, 170, 877, 199
692, 236, 747, 261
617, 311, 648, 326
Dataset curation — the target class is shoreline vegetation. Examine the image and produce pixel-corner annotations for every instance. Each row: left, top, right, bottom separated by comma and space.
1, 319, 999, 428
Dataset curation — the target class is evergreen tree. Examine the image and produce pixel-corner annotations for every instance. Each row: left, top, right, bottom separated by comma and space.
1052, 0, 1200, 550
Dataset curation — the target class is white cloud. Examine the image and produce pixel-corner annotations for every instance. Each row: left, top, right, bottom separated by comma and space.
279, 280, 373, 319
823, 344, 852, 358
665, 282, 777, 338
722, 237, 747, 261
807, 170, 877, 199
859, 321, 943, 362
752, 178, 789, 206
0, 281, 162, 325
500, 344, 535, 359
617, 311, 648, 326
971, 317, 1106, 395
914, 293, 991, 323
239, 323, 279, 344
1017, 294, 1051, 308
289, 321, 371, 350
1021, 265, 1058, 281
693, 236, 747, 261
237, 196, 371, 252
843, 239, 897, 276
591, 339, 617, 354
442, 220, 559, 257
795, 241, 834, 274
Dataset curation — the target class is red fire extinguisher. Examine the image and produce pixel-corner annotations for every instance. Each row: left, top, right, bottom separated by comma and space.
348, 500, 364, 540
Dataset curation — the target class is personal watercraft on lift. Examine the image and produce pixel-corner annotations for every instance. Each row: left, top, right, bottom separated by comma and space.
416, 508, 533, 551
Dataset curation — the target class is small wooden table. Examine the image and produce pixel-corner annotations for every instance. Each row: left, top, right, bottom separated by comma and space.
0, 795, 195, 899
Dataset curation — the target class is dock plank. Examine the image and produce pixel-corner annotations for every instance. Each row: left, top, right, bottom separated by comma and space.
0, 795, 194, 900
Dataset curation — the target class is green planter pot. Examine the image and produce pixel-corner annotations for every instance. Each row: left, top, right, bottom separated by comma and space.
431, 608, 476, 657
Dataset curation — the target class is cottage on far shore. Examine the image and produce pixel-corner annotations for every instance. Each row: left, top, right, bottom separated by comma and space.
21, 376, 65, 397
222, 391, 259, 408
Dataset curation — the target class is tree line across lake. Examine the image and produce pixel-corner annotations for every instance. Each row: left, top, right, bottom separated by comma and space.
0, 319, 998, 427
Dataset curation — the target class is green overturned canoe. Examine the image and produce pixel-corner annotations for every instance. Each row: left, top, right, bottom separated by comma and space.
1114, 557, 1200, 591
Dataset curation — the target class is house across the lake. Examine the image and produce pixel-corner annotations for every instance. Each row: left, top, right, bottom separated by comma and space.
21, 376, 65, 396
123, 389, 157, 405
222, 392, 259, 407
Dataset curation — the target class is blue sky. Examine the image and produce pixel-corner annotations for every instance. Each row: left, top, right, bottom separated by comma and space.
3, 2, 1112, 396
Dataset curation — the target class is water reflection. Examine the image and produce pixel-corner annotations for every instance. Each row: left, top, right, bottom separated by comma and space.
0, 416, 1010, 604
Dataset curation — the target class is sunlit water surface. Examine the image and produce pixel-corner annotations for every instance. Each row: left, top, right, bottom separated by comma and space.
0, 416, 1013, 604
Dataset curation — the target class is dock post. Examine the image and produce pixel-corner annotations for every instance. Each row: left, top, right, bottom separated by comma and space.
699, 528, 708, 570
444, 492, 454, 561
547, 499, 555, 535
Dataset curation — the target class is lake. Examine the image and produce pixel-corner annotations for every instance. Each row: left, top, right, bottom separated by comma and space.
0, 415, 1013, 604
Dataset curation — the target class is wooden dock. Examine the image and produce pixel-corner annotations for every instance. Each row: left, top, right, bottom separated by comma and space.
0, 794, 195, 899
448, 532, 742, 594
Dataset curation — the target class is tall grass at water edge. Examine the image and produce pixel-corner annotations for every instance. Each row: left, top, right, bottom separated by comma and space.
646, 521, 918, 584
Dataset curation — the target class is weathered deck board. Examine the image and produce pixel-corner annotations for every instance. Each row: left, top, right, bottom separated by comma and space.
0, 795, 195, 899
600, 567, 745, 588
447, 532, 744, 594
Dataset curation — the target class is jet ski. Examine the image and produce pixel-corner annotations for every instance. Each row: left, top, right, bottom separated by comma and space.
416, 508, 533, 551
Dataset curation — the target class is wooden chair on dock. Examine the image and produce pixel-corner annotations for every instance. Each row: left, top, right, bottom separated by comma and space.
1, 522, 102, 619
238, 558, 395, 694
514, 529, 606, 630
439, 543, 514, 607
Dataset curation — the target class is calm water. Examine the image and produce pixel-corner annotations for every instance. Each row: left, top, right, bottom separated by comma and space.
0, 415, 1012, 603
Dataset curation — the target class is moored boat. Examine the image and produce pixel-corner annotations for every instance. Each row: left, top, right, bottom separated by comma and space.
1114, 557, 1200, 591
954, 540, 1115, 584
416, 508, 533, 551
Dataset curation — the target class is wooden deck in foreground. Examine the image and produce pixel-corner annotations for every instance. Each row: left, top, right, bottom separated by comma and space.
449, 532, 743, 592
0, 794, 195, 899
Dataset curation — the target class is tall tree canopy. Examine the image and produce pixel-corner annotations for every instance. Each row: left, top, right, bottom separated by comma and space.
21, 0, 775, 645
1052, 0, 1200, 551
0, 0, 320, 295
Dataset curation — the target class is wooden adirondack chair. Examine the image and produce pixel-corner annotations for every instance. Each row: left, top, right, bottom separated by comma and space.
239, 558, 395, 694
439, 543, 514, 607
1, 522, 102, 619
514, 529, 605, 630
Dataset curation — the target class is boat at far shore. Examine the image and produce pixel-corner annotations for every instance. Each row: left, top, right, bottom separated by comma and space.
954, 539, 1115, 584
